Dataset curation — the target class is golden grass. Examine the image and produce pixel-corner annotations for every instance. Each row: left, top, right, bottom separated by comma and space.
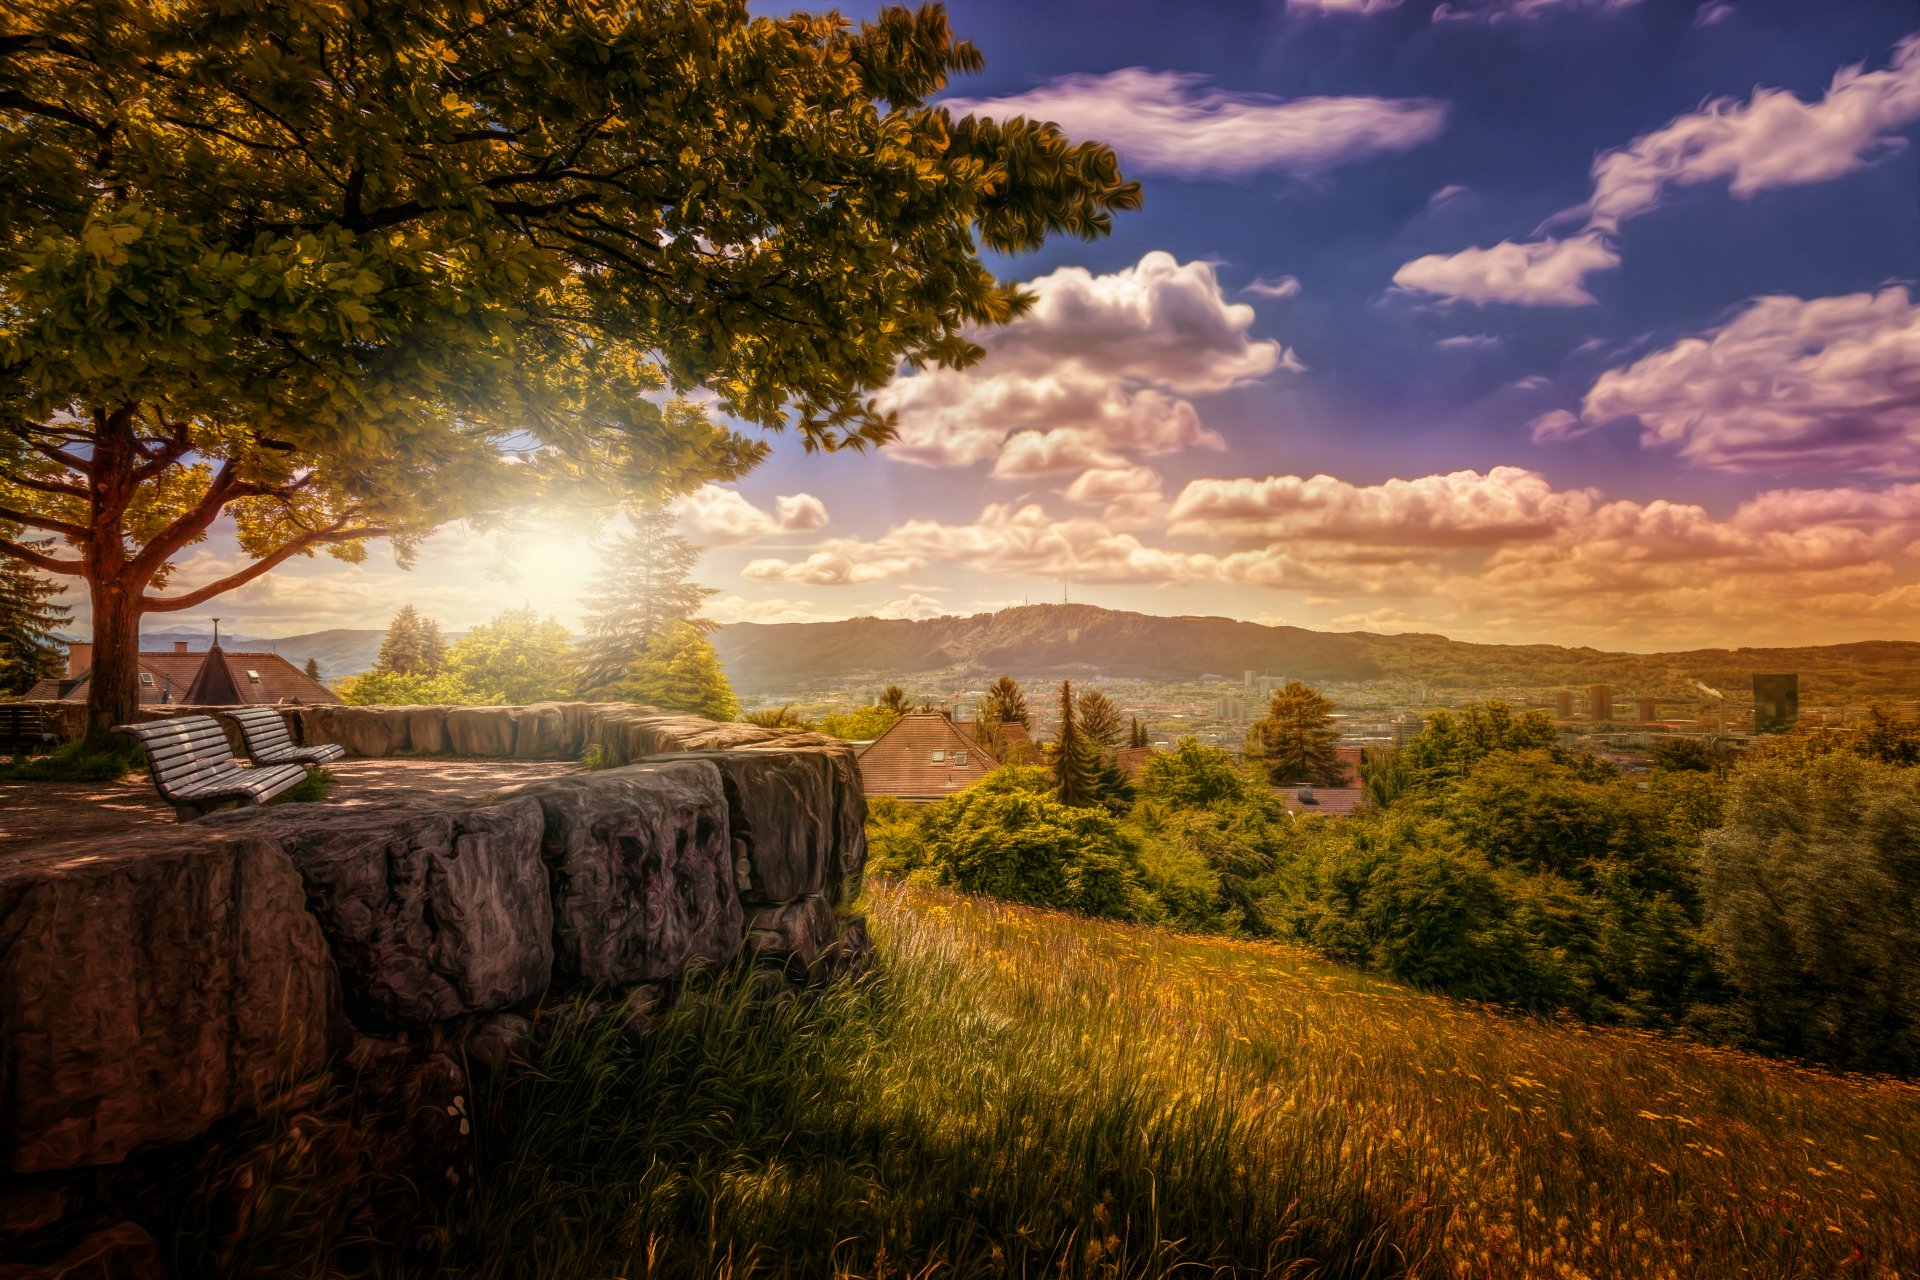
864, 879, 1920, 1279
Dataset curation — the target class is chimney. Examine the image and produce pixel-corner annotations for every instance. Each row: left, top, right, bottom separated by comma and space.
66, 641, 92, 678
174, 641, 190, 654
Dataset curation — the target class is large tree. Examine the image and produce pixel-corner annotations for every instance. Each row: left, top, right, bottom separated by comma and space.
0, 1, 1138, 742
1245, 681, 1346, 788
1076, 687, 1125, 749
374, 604, 446, 676
574, 504, 714, 696
618, 619, 739, 721
1049, 679, 1098, 810
979, 675, 1031, 730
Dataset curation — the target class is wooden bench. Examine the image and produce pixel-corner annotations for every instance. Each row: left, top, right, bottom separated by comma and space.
0, 704, 59, 757
224, 707, 347, 767
116, 716, 311, 820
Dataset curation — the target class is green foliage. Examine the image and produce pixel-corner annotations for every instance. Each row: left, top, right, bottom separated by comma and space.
1358, 745, 1411, 811
1399, 701, 1561, 782
923, 784, 1154, 920
0, 735, 142, 781
815, 704, 903, 742
278, 767, 334, 805
1647, 736, 1719, 773
446, 608, 576, 705
1853, 703, 1920, 767
1129, 715, 1148, 749
0, 0, 1138, 735
0, 529, 68, 695
1701, 752, 1920, 1074
334, 668, 474, 707
1137, 737, 1250, 809
574, 504, 715, 696
615, 620, 739, 721
1245, 680, 1346, 787
741, 705, 814, 730
877, 685, 911, 714
301, 656, 322, 683
1075, 686, 1125, 748
1048, 679, 1099, 809
374, 604, 447, 677
978, 675, 1030, 730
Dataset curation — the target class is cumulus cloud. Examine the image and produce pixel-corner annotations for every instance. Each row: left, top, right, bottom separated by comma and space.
741, 550, 921, 586
1585, 36, 1920, 231
1572, 287, 1920, 474
943, 69, 1446, 180
1527, 409, 1584, 443
1246, 274, 1303, 299
880, 252, 1272, 472
874, 593, 950, 621
672, 485, 831, 543
1392, 234, 1620, 307
1395, 35, 1920, 305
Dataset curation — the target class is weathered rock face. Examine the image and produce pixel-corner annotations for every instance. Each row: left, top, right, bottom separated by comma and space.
0, 831, 344, 1174
405, 706, 452, 755
513, 761, 742, 986
744, 893, 839, 966
202, 798, 552, 1029
444, 707, 517, 758
297, 705, 411, 758
679, 748, 850, 905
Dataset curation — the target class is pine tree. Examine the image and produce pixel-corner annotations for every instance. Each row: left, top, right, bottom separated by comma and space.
0, 534, 70, 696
617, 620, 741, 721
576, 505, 717, 696
303, 657, 323, 683
980, 675, 1031, 730
1076, 687, 1125, 748
1129, 716, 1149, 749
1246, 681, 1347, 787
878, 684, 911, 714
1051, 679, 1098, 809
375, 605, 446, 676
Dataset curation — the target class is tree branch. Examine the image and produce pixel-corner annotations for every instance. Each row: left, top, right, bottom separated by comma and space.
127, 460, 249, 576
0, 537, 83, 575
0, 504, 86, 539
142, 525, 386, 611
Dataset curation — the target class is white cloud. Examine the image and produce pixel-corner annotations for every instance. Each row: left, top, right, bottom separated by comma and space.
741, 550, 921, 586
1694, 1, 1734, 26
1428, 184, 1470, 207
1435, 333, 1503, 352
874, 594, 950, 621
1434, 0, 1641, 19
704, 595, 844, 626
1392, 233, 1620, 307
1527, 409, 1584, 443
943, 69, 1446, 180
1245, 274, 1302, 298
1289, 0, 1401, 12
880, 252, 1270, 471
1574, 287, 1920, 475
1585, 36, 1920, 231
672, 485, 831, 543
1394, 35, 1920, 305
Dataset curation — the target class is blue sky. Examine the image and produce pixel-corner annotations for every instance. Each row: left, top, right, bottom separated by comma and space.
139, 0, 1920, 650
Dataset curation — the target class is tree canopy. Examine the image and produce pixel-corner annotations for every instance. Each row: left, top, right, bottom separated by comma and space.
374, 604, 447, 677
1245, 681, 1346, 788
0, 526, 68, 695
0, 0, 1139, 738
616, 619, 739, 721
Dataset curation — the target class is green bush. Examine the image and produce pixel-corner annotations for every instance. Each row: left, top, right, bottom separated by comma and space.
0, 736, 145, 782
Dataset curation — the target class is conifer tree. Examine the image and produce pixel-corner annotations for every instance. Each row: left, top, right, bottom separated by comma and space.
1051, 679, 1098, 809
618, 621, 740, 721
1246, 681, 1347, 787
1076, 687, 1126, 748
576, 505, 717, 696
1129, 716, 1149, 749
878, 684, 912, 714
375, 605, 446, 676
303, 657, 323, 683
0, 533, 69, 696
980, 675, 1031, 730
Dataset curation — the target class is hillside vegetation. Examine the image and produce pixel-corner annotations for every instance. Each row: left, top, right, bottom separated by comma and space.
404, 881, 1919, 1280
712, 604, 1920, 700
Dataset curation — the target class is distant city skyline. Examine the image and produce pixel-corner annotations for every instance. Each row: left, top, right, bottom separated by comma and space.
60, 0, 1920, 652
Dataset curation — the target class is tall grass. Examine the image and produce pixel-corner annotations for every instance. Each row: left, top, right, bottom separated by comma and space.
410, 881, 1919, 1279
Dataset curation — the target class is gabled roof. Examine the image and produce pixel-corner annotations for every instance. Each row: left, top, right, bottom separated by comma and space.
1115, 746, 1156, 780
1281, 785, 1366, 818
23, 647, 340, 706
856, 711, 998, 800
997, 721, 1039, 764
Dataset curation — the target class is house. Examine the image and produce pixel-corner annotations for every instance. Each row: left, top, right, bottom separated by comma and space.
1114, 745, 1157, 780
24, 640, 342, 707
856, 711, 997, 801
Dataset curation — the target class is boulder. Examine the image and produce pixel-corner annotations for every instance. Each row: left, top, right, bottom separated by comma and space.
743, 894, 839, 966
445, 707, 516, 758
203, 797, 551, 1028
0, 830, 344, 1174
300, 705, 411, 757
515, 761, 741, 986
510, 703, 566, 760
678, 748, 848, 905
405, 706, 452, 755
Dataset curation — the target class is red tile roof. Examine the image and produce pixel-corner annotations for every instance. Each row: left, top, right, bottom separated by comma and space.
1115, 746, 1156, 780
857, 712, 998, 800
24, 646, 340, 706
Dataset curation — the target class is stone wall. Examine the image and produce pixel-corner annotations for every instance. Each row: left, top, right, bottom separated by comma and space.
0, 706, 868, 1274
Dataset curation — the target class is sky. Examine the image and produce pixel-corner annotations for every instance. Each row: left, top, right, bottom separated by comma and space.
124, 0, 1920, 650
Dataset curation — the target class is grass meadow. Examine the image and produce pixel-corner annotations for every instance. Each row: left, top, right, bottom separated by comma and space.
406, 880, 1919, 1279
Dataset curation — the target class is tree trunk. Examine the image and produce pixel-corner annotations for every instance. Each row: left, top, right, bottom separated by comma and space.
84, 576, 143, 749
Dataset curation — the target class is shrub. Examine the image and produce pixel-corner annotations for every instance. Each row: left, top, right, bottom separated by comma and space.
0, 736, 145, 782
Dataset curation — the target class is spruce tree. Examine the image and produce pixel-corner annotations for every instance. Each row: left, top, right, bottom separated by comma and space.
375, 605, 446, 676
980, 675, 1031, 730
303, 657, 323, 683
1129, 716, 1149, 749
1076, 687, 1125, 748
878, 684, 911, 714
1051, 679, 1098, 809
1246, 681, 1346, 787
0, 534, 70, 696
618, 621, 740, 721
576, 505, 717, 696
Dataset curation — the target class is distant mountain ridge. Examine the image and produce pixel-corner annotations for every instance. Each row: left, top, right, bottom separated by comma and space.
709, 604, 1920, 701
139, 626, 388, 681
